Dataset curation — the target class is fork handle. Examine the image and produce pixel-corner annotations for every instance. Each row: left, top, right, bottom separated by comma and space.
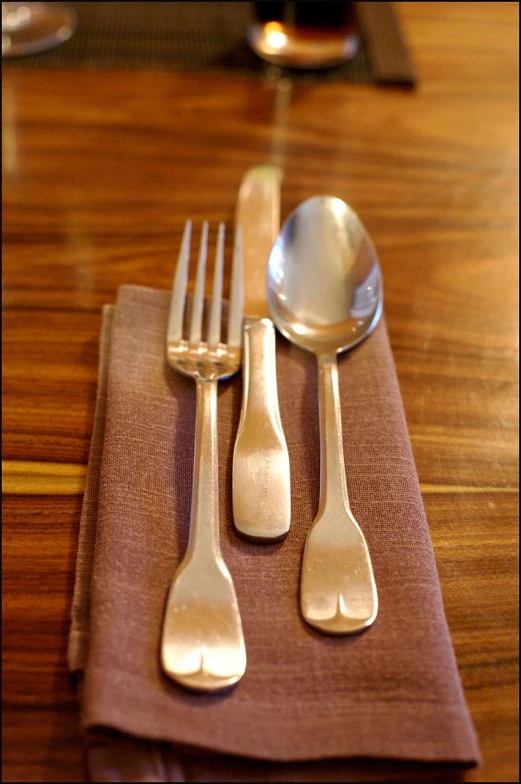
185, 378, 221, 559
162, 377, 246, 692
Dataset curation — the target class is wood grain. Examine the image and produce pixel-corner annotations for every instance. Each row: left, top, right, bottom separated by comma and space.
2, 462, 87, 495
2, 2, 518, 781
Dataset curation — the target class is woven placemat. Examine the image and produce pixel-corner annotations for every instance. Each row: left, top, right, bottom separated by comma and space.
3, 2, 416, 85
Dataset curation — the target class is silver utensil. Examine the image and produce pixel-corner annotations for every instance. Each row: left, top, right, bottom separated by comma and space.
161, 220, 246, 691
232, 166, 291, 542
267, 196, 382, 635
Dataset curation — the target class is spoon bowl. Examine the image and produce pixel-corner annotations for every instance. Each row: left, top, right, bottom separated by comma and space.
267, 195, 382, 635
267, 196, 382, 355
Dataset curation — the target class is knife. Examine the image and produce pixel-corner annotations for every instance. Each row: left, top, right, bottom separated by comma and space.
232, 165, 291, 542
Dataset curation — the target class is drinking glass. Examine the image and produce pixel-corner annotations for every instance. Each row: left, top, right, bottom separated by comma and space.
2, 2, 77, 57
248, 1, 359, 69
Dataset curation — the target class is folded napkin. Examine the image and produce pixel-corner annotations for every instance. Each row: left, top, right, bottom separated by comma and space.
69, 285, 480, 782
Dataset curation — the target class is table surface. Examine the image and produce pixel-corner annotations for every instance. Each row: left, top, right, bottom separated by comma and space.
2, 2, 519, 781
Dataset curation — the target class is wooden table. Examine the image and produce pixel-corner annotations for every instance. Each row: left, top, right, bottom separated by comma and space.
3, 3, 518, 781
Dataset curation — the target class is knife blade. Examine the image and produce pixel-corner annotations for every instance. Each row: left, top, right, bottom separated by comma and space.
232, 165, 291, 542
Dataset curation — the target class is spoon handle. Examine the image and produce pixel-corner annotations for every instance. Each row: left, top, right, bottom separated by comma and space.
300, 353, 378, 635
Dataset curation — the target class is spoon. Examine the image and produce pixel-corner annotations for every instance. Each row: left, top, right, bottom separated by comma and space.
267, 195, 382, 634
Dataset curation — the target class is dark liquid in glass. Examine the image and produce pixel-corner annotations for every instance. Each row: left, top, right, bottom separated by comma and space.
254, 2, 356, 33
249, 2, 358, 68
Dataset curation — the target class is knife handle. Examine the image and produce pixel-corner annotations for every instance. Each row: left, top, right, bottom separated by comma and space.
233, 317, 291, 542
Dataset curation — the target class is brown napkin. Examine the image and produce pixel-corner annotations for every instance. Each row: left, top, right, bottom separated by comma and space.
69, 285, 480, 782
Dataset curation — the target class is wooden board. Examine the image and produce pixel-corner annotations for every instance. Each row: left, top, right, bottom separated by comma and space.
2, 3, 518, 780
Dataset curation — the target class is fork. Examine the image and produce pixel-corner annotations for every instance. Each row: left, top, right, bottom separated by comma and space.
160, 220, 246, 692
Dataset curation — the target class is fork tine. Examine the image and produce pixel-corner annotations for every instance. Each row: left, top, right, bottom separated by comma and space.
167, 221, 192, 344
189, 222, 208, 344
227, 225, 243, 348
207, 222, 225, 346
